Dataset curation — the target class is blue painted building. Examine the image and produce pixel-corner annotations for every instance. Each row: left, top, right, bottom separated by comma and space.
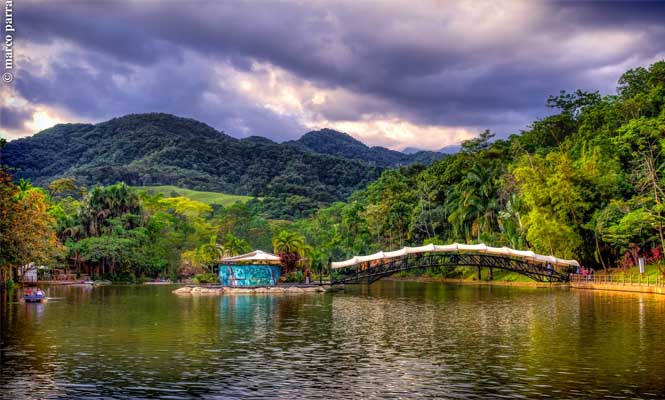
218, 250, 282, 287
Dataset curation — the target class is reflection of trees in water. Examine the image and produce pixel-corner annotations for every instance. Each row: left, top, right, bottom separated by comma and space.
5, 283, 665, 397
571, 290, 665, 390
1, 289, 65, 397
208, 293, 337, 395
217, 293, 333, 352
3, 285, 229, 395
328, 282, 665, 396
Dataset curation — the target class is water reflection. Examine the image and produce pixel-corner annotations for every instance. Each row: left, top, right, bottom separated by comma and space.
2, 283, 665, 398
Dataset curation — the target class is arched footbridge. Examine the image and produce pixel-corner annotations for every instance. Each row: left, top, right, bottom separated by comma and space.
330, 243, 580, 284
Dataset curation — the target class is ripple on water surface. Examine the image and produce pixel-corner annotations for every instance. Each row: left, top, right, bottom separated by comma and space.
2, 282, 665, 398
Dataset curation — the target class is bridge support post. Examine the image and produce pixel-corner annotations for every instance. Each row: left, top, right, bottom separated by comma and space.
477, 266, 481, 281
489, 266, 493, 281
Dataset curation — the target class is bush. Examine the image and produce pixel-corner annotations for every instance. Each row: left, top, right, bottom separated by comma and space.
109, 272, 137, 283
193, 273, 219, 284
37, 268, 49, 281
283, 271, 304, 282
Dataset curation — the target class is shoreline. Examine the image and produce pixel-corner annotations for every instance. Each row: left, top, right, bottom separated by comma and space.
20, 277, 665, 297
384, 276, 566, 287
386, 276, 665, 295
172, 284, 332, 296
569, 281, 665, 295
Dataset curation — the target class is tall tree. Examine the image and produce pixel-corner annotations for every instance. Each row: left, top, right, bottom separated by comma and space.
0, 171, 61, 283
273, 231, 306, 274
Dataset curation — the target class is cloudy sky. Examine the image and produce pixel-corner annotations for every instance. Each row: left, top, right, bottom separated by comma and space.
1, 1, 664, 150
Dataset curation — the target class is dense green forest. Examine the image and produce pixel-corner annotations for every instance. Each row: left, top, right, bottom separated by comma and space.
1, 61, 664, 283
2, 115, 441, 218
293, 61, 665, 271
0, 174, 290, 283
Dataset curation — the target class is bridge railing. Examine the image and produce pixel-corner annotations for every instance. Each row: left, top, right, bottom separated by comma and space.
331, 252, 572, 284
570, 273, 665, 287
332, 243, 580, 271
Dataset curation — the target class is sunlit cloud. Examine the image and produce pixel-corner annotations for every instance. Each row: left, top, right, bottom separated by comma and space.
318, 119, 476, 151
0, 85, 61, 139
217, 61, 475, 149
25, 110, 64, 133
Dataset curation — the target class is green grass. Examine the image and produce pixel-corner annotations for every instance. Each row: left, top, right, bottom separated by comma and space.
396, 263, 665, 284
600, 263, 664, 278
439, 263, 665, 283
454, 267, 538, 282
134, 185, 253, 207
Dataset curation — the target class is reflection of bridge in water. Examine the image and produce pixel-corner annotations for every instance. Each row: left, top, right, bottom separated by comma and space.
331, 243, 579, 285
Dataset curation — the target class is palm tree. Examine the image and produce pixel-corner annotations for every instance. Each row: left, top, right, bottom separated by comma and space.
299, 244, 314, 267
17, 178, 32, 191
447, 164, 500, 243
388, 201, 410, 248
273, 231, 305, 254
222, 233, 251, 257
79, 187, 105, 237
79, 183, 142, 237
464, 164, 498, 237
272, 231, 306, 274
445, 187, 472, 240
499, 194, 525, 249
200, 234, 225, 261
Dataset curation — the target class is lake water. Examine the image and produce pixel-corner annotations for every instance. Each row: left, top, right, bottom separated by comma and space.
2, 281, 665, 399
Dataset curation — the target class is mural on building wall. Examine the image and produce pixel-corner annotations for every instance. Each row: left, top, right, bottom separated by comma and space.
218, 264, 281, 287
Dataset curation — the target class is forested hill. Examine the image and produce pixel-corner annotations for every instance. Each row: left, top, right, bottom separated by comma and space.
285, 129, 444, 167
1, 113, 387, 217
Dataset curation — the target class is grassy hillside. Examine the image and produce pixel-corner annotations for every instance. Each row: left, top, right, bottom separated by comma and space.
135, 185, 253, 206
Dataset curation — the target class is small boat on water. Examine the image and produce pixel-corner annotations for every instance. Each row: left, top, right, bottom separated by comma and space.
23, 288, 46, 303
144, 279, 173, 285
81, 280, 112, 286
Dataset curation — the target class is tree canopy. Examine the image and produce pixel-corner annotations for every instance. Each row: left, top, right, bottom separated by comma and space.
2, 60, 665, 283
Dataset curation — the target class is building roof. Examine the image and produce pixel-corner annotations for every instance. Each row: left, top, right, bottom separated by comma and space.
221, 250, 282, 264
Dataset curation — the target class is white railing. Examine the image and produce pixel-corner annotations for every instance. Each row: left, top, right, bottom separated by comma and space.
570, 273, 664, 287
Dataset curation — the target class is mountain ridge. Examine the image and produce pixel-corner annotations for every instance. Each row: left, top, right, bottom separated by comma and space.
1, 113, 441, 217
439, 144, 462, 154
286, 128, 443, 167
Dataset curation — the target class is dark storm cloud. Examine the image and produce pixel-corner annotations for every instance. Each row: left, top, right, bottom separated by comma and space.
12, 1, 665, 141
0, 105, 34, 131
14, 46, 305, 139
19, 2, 180, 66
556, 1, 665, 27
